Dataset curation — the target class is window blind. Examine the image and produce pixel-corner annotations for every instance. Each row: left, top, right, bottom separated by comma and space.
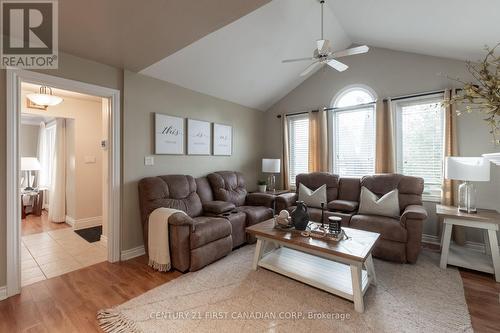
288, 114, 309, 186
333, 106, 376, 177
396, 98, 444, 197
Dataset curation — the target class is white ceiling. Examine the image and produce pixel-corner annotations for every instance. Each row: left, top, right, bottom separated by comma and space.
141, 0, 351, 111
140, 0, 500, 111
330, 0, 500, 62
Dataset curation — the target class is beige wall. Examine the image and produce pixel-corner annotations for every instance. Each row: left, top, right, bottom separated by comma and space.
0, 53, 123, 286
122, 71, 265, 251
20, 124, 39, 157
264, 47, 500, 243
22, 93, 103, 221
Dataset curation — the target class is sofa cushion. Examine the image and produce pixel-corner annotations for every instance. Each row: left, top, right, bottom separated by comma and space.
327, 200, 358, 212
338, 177, 361, 201
190, 216, 232, 249
350, 214, 407, 242
298, 183, 327, 208
202, 201, 235, 215
296, 172, 339, 203
195, 177, 214, 203
358, 187, 400, 218
138, 175, 203, 224
236, 206, 273, 226
360, 174, 423, 212
208, 171, 247, 206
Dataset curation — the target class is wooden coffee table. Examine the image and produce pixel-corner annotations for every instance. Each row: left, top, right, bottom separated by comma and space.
246, 219, 380, 312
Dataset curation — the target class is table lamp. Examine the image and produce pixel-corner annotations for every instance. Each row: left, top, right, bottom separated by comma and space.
262, 158, 280, 192
21, 157, 41, 191
445, 157, 490, 213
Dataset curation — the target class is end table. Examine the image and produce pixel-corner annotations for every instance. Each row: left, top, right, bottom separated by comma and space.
437, 204, 500, 282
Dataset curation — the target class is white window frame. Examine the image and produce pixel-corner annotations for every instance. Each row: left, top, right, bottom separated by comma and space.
287, 113, 309, 187
393, 93, 445, 202
329, 86, 377, 177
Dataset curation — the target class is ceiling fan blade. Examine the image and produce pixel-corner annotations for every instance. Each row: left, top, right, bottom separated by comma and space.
327, 59, 348, 72
332, 45, 369, 58
300, 61, 322, 76
282, 57, 315, 63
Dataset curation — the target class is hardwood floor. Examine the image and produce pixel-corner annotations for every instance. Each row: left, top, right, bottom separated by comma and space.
22, 211, 71, 236
460, 269, 500, 333
0, 255, 181, 332
0, 251, 498, 332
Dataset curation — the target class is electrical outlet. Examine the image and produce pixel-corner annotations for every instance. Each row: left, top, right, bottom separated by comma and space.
144, 156, 154, 166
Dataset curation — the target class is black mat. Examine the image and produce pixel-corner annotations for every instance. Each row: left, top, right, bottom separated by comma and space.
74, 226, 102, 243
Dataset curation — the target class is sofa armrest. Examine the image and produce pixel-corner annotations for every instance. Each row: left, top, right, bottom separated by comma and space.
275, 192, 298, 211
400, 205, 427, 263
400, 205, 428, 227
168, 212, 195, 231
167, 214, 193, 272
327, 200, 359, 212
246, 193, 275, 207
202, 201, 235, 215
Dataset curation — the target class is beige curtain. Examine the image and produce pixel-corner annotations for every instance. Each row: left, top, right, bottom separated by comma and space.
308, 110, 328, 172
442, 89, 465, 245
375, 99, 396, 173
282, 115, 290, 190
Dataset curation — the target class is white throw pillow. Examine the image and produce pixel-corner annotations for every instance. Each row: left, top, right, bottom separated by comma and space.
298, 183, 327, 208
358, 186, 400, 218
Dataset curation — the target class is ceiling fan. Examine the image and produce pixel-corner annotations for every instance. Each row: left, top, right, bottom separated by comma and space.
282, 0, 369, 76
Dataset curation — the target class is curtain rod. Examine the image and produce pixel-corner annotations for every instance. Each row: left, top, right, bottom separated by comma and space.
383, 90, 445, 102
276, 101, 377, 119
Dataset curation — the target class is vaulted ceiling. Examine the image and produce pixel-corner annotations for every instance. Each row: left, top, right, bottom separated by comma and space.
58, 0, 271, 71
139, 0, 500, 111
59, 0, 500, 111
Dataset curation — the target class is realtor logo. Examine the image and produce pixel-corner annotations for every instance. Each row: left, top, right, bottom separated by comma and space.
1, 0, 58, 68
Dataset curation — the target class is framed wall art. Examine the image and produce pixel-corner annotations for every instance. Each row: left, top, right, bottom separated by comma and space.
155, 113, 185, 154
213, 123, 232, 156
187, 119, 211, 155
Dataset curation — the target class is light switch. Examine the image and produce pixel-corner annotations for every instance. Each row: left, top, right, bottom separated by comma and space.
84, 156, 96, 163
145, 156, 154, 166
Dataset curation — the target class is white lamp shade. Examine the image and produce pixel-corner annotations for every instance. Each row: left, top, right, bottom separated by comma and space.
445, 157, 490, 181
262, 158, 281, 173
21, 157, 41, 171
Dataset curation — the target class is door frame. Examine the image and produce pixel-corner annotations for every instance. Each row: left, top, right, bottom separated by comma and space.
6, 69, 121, 297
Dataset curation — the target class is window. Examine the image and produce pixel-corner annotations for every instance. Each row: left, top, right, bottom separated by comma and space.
330, 86, 376, 177
39, 121, 56, 188
288, 114, 309, 186
395, 95, 445, 200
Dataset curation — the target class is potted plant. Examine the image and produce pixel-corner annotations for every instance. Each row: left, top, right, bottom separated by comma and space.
257, 180, 267, 193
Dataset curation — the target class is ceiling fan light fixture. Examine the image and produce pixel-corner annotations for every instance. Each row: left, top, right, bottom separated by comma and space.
27, 86, 63, 107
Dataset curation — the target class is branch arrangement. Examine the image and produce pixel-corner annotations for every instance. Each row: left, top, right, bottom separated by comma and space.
445, 43, 500, 144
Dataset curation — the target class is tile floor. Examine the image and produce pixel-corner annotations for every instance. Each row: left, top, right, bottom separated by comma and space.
21, 228, 107, 286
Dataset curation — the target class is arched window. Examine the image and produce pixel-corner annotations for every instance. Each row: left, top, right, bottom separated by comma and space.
334, 87, 376, 108
330, 86, 377, 177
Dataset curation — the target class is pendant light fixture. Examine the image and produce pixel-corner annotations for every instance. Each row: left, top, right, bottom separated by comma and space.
27, 85, 63, 107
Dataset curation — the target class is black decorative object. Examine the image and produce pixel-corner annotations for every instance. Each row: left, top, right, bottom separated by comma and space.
320, 202, 325, 228
291, 201, 309, 231
328, 216, 342, 235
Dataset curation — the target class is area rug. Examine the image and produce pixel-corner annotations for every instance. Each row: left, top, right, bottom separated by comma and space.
97, 245, 472, 333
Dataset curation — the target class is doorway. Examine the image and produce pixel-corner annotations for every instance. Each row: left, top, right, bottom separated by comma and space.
6, 69, 121, 297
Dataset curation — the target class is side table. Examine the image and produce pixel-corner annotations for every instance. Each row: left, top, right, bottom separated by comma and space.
437, 204, 500, 282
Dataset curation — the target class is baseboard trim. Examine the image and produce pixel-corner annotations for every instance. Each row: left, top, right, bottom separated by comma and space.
121, 246, 145, 261
65, 215, 102, 230
422, 233, 500, 253
100, 235, 108, 246
0, 285, 7, 301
